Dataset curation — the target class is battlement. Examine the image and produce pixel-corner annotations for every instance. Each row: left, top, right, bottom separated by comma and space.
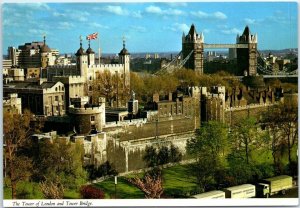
225, 102, 273, 112
69, 105, 104, 114
48, 64, 77, 69
53, 75, 85, 84
88, 64, 124, 70
105, 118, 147, 128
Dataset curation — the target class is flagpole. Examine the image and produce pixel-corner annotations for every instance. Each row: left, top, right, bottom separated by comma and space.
98, 32, 101, 65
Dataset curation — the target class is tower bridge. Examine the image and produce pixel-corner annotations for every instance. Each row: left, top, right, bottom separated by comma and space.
203, 44, 248, 49
158, 24, 297, 77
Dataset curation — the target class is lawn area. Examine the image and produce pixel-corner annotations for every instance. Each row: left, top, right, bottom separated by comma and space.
162, 165, 197, 197
4, 180, 81, 199
94, 176, 144, 199
94, 164, 198, 199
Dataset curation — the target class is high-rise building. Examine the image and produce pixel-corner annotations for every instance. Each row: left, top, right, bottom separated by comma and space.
7, 36, 58, 69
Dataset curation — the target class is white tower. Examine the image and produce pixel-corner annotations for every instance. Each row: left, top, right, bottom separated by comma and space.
86, 39, 95, 66
75, 36, 88, 77
118, 37, 130, 87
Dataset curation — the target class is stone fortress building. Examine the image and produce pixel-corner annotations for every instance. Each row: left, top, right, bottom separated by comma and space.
182, 24, 258, 76
2, 25, 297, 174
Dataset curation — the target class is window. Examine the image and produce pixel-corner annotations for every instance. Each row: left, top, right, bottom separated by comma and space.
55, 96, 59, 101
91, 116, 95, 121
61, 95, 64, 101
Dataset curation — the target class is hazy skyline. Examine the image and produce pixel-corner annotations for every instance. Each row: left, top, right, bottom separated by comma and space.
2, 2, 298, 55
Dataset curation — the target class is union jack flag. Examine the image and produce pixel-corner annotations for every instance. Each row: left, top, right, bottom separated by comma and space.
86, 32, 98, 40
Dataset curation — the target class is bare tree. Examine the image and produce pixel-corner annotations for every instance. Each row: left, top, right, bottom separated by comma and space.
39, 178, 64, 199
127, 171, 163, 199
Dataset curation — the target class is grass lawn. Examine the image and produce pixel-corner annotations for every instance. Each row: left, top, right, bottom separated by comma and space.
94, 177, 144, 199
94, 164, 198, 199
4, 180, 81, 199
162, 165, 197, 197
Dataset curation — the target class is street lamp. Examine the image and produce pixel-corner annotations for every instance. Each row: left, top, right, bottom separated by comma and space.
114, 175, 117, 199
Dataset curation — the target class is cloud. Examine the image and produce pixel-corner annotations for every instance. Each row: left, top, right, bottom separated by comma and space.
213, 12, 227, 20
145, 5, 184, 16
57, 22, 74, 30
28, 29, 49, 35
146, 5, 162, 14
244, 18, 256, 25
88, 22, 109, 29
164, 23, 189, 33
132, 11, 142, 18
53, 12, 66, 17
17, 3, 51, 11
165, 2, 188, 7
104, 5, 129, 16
53, 10, 90, 22
191, 11, 227, 20
221, 28, 242, 35
130, 26, 146, 33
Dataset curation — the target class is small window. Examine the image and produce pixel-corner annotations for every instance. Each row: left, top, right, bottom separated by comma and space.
91, 116, 95, 121
55, 96, 59, 101
61, 95, 64, 101
89, 86, 92, 91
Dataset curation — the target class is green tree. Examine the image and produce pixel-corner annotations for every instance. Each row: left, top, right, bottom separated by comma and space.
34, 139, 87, 195
157, 146, 169, 165
4, 110, 36, 199
169, 144, 182, 163
143, 146, 158, 167
90, 70, 130, 107
229, 117, 261, 164
262, 103, 298, 168
186, 121, 228, 191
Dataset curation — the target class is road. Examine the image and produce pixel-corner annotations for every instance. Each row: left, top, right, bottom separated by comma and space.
270, 187, 298, 198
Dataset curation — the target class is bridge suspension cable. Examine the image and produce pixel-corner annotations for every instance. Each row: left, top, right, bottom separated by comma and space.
155, 50, 194, 75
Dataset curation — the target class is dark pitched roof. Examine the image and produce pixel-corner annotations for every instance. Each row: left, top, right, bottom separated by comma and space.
242, 26, 250, 36
119, 47, 130, 55
188, 24, 197, 37
40, 44, 51, 53
119, 38, 130, 55
5, 81, 58, 90
41, 82, 57, 89
86, 47, 95, 54
75, 45, 86, 56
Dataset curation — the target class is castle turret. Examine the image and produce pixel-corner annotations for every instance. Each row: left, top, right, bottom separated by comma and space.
40, 35, 51, 69
118, 37, 130, 87
236, 26, 258, 76
75, 36, 88, 77
182, 24, 204, 74
86, 39, 95, 66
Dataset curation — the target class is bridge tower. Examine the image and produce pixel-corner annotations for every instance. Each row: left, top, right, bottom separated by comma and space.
182, 24, 204, 74
236, 26, 258, 76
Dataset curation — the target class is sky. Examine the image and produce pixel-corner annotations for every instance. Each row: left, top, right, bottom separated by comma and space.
2, 2, 298, 55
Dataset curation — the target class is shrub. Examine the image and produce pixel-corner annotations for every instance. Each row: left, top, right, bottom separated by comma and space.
80, 185, 105, 199
85, 161, 118, 180
143, 145, 183, 168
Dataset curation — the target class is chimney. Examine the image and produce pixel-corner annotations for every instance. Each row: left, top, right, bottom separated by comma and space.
168, 92, 173, 101
153, 93, 159, 103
